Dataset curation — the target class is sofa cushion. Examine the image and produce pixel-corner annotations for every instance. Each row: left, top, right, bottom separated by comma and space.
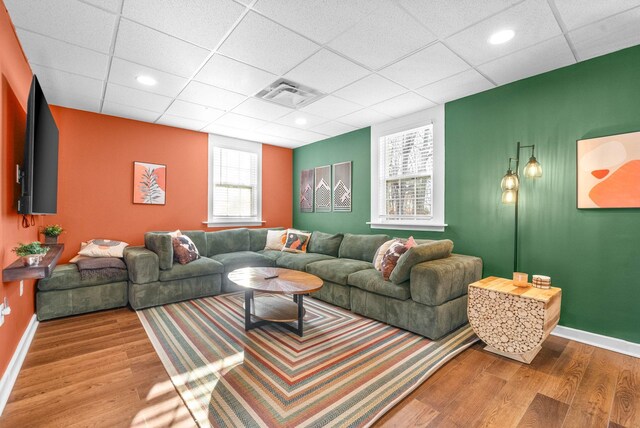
338, 233, 390, 262
276, 252, 334, 271
124, 246, 159, 284
145, 232, 173, 270
256, 249, 285, 262
390, 239, 454, 284
38, 264, 128, 291
348, 269, 411, 300
410, 254, 481, 306
211, 251, 275, 272
306, 258, 373, 286
308, 231, 343, 257
158, 257, 223, 282
206, 228, 250, 256
181, 230, 207, 255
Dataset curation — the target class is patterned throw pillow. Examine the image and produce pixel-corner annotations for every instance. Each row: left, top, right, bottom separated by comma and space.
381, 238, 416, 280
172, 235, 200, 265
282, 230, 311, 253
264, 229, 287, 251
374, 237, 417, 271
78, 239, 129, 258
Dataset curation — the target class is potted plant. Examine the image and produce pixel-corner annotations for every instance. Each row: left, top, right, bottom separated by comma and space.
42, 224, 64, 244
13, 242, 49, 266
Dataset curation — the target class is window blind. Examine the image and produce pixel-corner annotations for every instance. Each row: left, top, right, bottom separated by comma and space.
378, 124, 433, 220
212, 147, 258, 217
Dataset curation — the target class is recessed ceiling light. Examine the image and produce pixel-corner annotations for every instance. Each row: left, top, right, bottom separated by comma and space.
295, 117, 308, 125
488, 29, 515, 45
136, 75, 157, 86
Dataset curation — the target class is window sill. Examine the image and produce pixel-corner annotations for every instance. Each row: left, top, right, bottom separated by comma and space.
202, 220, 265, 228
367, 221, 447, 232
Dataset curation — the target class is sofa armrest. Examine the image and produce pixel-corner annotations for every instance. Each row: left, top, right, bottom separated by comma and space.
409, 254, 482, 306
124, 246, 160, 284
144, 232, 173, 270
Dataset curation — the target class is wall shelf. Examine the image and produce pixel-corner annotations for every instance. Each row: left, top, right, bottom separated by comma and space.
2, 244, 64, 283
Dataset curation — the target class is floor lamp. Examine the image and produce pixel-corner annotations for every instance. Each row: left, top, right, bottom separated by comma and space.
500, 142, 542, 272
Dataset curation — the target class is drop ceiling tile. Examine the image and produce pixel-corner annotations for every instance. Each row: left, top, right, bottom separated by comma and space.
4, 0, 117, 53
31, 64, 104, 100
215, 113, 268, 130
81, 0, 123, 13
258, 122, 326, 143
156, 114, 209, 131
231, 98, 292, 121
371, 93, 436, 118
310, 121, 357, 137
379, 43, 470, 89
102, 101, 161, 122
17, 30, 109, 80
122, 0, 245, 50
554, 0, 640, 30
177, 81, 246, 111
254, 0, 377, 44
332, 74, 406, 106
300, 95, 362, 119
338, 108, 393, 128
194, 55, 277, 96
327, 2, 436, 69
218, 12, 320, 75
445, 0, 562, 66
203, 123, 277, 145
104, 83, 173, 113
284, 49, 370, 93
114, 19, 211, 78
478, 36, 575, 85
416, 69, 495, 104
40, 89, 102, 113
569, 7, 640, 61
274, 111, 328, 130
165, 100, 226, 122
108, 58, 188, 97
399, 0, 520, 38
257, 134, 303, 148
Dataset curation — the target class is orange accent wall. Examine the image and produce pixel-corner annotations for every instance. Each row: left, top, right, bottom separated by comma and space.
49, 107, 293, 263
0, 1, 38, 380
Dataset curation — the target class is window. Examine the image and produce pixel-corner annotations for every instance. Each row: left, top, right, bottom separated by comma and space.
369, 105, 446, 231
206, 135, 262, 227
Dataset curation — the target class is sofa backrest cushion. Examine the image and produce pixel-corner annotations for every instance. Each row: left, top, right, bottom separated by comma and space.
390, 239, 454, 284
206, 228, 250, 256
248, 227, 284, 252
182, 230, 207, 256
144, 232, 173, 270
308, 231, 343, 257
338, 233, 390, 262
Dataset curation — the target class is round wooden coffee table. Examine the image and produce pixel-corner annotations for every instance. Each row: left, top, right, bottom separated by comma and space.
227, 267, 323, 336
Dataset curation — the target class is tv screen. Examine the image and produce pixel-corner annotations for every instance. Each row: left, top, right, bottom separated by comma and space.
18, 75, 59, 215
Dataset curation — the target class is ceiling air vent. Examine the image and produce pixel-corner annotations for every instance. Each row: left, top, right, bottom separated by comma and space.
256, 79, 323, 108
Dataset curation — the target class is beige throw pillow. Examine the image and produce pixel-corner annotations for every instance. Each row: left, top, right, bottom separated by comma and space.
78, 239, 129, 258
373, 239, 399, 271
264, 229, 286, 251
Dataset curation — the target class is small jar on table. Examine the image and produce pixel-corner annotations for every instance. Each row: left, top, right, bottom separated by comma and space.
467, 276, 562, 364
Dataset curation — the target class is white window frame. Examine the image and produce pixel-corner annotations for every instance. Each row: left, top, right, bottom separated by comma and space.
204, 134, 264, 227
369, 105, 446, 232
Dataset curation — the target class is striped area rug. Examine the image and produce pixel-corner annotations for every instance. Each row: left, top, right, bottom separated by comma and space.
138, 293, 477, 427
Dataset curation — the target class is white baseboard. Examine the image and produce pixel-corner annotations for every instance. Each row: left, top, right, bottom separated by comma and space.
0, 315, 38, 416
552, 325, 640, 358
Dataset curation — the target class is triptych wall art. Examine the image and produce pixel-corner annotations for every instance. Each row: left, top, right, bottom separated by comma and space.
299, 161, 352, 213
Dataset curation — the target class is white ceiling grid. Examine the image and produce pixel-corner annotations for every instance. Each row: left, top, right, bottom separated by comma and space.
5, 0, 640, 148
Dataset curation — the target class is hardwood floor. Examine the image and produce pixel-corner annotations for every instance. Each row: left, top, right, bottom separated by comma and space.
0, 308, 638, 428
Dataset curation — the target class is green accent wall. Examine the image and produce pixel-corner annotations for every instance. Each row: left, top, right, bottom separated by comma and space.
293, 45, 640, 344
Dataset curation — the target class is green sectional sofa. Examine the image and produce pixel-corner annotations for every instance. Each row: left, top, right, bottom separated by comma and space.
125, 228, 482, 339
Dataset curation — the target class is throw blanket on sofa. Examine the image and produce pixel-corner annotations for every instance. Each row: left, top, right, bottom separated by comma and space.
76, 257, 127, 281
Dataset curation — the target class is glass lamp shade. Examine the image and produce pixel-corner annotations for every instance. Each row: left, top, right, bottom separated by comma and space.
501, 189, 517, 204
500, 170, 519, 191
523, 156, 542, 178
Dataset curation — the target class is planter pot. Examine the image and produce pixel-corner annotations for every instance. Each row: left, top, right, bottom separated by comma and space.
44, 236, 58, 244
22, 254, 45, 266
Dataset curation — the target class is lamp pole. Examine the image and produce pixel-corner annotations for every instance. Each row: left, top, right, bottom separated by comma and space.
513, 142, 520, 273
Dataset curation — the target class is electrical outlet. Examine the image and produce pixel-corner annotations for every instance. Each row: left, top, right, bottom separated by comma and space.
2, 298, 10, 316
0, 303, 4, 327
20, 280, 24, 296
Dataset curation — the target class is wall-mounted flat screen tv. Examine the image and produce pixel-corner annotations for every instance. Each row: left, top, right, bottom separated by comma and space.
18, 75, 59, 215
